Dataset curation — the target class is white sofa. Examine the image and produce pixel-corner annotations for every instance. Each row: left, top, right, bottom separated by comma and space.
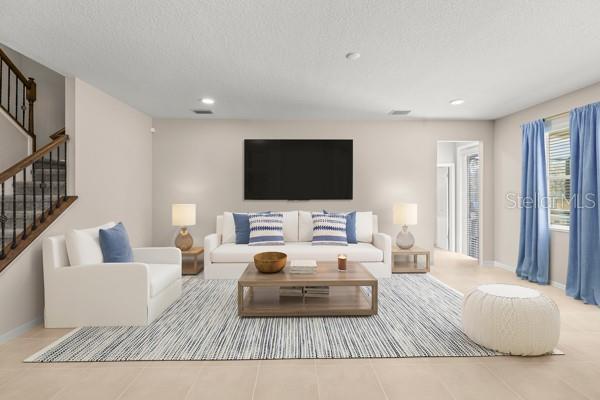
43, 234, 182, 328
204, 211, 392, 279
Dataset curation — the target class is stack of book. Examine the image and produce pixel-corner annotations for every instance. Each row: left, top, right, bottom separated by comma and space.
279, 286, 304, 297
304, 286, 330, 298
289, 259, 317, 274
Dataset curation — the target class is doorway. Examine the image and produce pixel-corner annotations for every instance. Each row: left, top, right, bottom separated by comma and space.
436, 141, 482, 262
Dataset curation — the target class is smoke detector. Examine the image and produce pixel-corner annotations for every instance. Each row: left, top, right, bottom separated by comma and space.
192, 109, 214, 115
389, 110, 411, 116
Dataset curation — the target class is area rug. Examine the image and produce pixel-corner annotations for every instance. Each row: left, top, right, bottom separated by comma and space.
26, 274, 497, 362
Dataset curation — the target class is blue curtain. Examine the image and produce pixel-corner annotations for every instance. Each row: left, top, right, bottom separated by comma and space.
567, 102, 600, 305
516, 120, 550, 284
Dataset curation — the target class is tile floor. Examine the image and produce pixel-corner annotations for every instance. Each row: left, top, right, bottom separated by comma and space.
1, 250, 599, 399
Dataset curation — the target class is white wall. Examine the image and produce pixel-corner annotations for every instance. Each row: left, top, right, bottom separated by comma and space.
152, 119, 494, 263
494, 81, 600, 285
0, 109, 28, 170
0, 77, 152, 340
1, 44, 65, 149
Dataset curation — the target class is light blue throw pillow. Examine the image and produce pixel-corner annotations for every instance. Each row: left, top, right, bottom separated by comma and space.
233, 213, 250, 244
99, 222, 133, 263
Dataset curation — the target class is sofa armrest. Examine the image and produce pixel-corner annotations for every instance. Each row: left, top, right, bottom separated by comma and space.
204, 233, 220, 252
372, 232, 392, 267
133, 247, 182, 266
204, 233, 220, 265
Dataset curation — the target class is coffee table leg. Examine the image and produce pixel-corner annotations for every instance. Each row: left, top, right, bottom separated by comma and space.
238, 283, 244, 316
371, 282, 378, 315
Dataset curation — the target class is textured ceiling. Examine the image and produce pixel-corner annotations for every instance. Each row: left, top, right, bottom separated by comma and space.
1, 0, 600, 120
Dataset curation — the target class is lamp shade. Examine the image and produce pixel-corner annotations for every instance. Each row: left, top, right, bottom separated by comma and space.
393, 203, 418, 225
172, 204, 196, 227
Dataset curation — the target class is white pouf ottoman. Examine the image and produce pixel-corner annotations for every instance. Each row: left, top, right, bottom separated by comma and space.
462, 284, 560, 356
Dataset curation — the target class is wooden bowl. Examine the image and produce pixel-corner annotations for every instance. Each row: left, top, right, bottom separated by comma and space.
253, 252, 287, 273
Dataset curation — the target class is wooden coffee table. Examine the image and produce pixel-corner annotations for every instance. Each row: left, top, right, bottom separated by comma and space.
237, 262, 378, 317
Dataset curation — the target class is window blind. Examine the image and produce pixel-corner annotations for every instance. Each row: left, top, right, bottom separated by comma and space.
546, 118, 571, 227
466, 153, 480, 259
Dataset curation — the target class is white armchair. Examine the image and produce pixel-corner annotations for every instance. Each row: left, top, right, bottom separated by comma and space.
43, 235, 182, 328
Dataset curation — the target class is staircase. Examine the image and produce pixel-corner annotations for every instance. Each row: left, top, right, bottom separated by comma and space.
0, 48, 77, 273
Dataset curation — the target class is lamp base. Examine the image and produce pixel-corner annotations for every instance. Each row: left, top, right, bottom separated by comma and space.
175, 227, 194, 251
396, 225, 414, 249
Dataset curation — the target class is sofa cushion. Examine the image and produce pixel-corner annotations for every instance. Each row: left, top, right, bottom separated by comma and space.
222, 212, 236, 244
99, 222, 133, 263
66, 222, 116, 266
212, 242, 383, 263
312, 212, 348, 246
356, 211, 374, 242
249, 212, 284, 245
281, 211, 299, 242
298, 211, 313, 242
147, 263, 180, 297
224, 211, 298, 243
324, 210, 357, 244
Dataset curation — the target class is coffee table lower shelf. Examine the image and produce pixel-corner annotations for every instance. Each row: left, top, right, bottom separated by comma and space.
237, 285, 377, 317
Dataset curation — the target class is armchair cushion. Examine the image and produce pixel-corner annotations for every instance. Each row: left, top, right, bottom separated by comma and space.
99, 222, 133, 262
65, 222, 116, 266
147, 264, 181, 297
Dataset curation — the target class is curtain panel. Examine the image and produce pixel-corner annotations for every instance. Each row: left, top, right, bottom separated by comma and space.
516, 119, 550, 284
567, 102, 600, 305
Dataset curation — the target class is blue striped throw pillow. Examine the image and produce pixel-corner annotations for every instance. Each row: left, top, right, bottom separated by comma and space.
248, 212, 285, 246
311, 212, 348, 246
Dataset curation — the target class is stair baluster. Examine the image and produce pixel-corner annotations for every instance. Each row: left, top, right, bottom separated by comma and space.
63, 140, 68, 201
1, 182, 5, 259
40, 156, 46, 223
11, 176, 16, 249
7, 70, 10, 115
21, 169, 27, 240
21, 81, 25, 126
56, 146, 62, 208
48, 151, 54, 215
31, 162, 37, 230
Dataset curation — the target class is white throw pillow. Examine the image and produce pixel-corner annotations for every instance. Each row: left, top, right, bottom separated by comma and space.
298, 211, 313, 242
222, 212, 236, 244
66, 222, 116, 266
355, 212, 374, 243
281, 211, 299, 242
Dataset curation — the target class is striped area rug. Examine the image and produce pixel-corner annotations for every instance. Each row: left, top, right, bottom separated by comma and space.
26, 275, 496, 362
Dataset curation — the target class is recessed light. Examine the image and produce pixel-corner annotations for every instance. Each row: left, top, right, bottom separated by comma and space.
449, 98, 465, 105
345, 52, 360, 60
201, 97, 215, 105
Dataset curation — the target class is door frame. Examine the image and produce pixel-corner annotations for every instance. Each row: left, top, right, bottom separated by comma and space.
436, 163, 456, 251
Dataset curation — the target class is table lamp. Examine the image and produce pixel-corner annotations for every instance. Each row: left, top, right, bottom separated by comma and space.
393, 203, 418, 249
172, 204, 196, 251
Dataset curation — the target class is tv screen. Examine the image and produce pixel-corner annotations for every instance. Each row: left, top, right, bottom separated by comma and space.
244, 139, 353, 200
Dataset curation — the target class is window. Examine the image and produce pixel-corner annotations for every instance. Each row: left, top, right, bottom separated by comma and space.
546, 117, 570, 228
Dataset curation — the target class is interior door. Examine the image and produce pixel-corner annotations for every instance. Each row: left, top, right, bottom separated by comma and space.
466, 153, 480, 259
436, 166, 450, 250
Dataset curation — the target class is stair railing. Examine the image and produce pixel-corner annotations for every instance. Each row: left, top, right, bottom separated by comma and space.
0, 47, 37, 151
0, 128, 75, 272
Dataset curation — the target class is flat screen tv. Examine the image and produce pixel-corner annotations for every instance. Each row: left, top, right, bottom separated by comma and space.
244, 139, 353, 200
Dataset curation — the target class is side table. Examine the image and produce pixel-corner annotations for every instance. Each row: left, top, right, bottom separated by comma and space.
181, 247, 204, 275
392, 246, 430, 273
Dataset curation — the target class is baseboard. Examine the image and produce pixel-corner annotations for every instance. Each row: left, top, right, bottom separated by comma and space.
0, 316, 42, 344
484, 260, 566, 290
